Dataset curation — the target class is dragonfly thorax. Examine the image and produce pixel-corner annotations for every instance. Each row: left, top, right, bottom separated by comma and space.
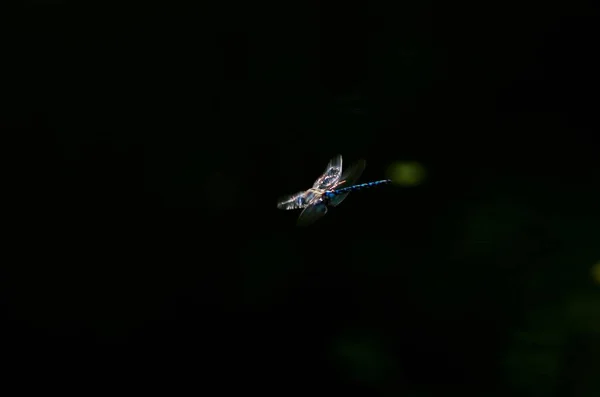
307, 188, 326, 195
304, 188, 326, 205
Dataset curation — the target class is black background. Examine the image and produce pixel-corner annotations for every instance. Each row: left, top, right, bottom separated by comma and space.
2, 1, 599, 396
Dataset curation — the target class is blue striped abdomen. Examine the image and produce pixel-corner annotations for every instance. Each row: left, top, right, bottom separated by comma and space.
324, 179, 391, 199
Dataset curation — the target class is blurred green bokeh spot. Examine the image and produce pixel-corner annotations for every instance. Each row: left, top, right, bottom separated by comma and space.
386, 161, 426, 186
592, 261, 600, 284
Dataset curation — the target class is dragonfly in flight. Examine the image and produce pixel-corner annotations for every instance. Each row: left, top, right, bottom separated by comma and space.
277, 155, 391, 226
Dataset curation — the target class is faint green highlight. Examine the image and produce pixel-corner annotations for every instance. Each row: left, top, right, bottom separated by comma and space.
504, 348, 560, 393
386, 161, 426, 186
591, 261, 600, 284
332, 332, 396, 385
565, 293, 600, 334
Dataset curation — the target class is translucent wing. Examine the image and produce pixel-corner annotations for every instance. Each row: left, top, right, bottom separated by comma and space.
277, 191, 310, 210
312, 154, 343, 190
296, 201, 328, 227
328, 159, 366, 207
277, 188, 327, 210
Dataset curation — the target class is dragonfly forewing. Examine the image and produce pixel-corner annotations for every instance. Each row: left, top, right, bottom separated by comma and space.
312, 154, 343, 190
277, 191, 310, 210
277, 189, 325, 210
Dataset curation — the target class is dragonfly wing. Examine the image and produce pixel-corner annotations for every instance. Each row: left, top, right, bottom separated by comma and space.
296, 202, 328, 227
329, 159, 366, 207
277, 191, 310, 210
312, 154, 343, 190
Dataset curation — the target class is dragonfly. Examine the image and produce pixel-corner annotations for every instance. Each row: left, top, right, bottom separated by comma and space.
277, 154, 392, 226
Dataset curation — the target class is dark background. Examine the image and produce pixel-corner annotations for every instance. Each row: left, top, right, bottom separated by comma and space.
2, 1, 599, 395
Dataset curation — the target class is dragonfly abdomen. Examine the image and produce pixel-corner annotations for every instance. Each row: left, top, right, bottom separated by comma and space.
325, 179, 392, 198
